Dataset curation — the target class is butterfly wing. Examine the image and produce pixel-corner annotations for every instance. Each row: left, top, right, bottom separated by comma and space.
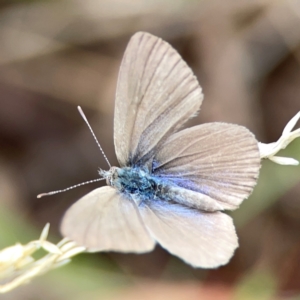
114, 31, 203, 168
61, 186, 155, 252
139, 199, 238, 268
153, 123, 261, 210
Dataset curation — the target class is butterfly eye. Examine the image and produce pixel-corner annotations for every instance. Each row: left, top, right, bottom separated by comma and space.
106, 167, 120, 187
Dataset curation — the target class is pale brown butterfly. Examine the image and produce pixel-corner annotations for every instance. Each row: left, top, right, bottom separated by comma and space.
47, 32, 261, 268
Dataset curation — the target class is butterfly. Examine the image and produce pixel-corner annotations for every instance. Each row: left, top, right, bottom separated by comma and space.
60, 32, 261, 268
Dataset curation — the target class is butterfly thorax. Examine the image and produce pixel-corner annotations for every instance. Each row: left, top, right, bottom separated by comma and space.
100, 166, 168, 204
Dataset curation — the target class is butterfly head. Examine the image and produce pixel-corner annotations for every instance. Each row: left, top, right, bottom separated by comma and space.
99, 167, 120, 187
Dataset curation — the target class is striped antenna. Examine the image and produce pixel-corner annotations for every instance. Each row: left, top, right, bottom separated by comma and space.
77, 106, 111, 168
37, 178, 105, 198
37, 106, 111, 198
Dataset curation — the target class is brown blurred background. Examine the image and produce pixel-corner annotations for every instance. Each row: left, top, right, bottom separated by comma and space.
0, 0, 300, 299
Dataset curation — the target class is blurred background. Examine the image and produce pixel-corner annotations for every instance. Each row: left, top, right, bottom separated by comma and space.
0, 0, 300, 299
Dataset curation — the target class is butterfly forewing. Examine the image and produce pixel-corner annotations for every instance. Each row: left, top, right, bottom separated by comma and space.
139, 199, 238, 268
61, 186, 155, 252
153, 123, 261, 209
114, 32, 203, 167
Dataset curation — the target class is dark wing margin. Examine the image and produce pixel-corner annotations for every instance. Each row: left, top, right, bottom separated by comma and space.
114, 32, 203, 168
153, 123, 261, 210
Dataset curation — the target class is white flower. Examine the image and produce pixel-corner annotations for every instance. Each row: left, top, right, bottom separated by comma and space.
0, 223, 85, 293
259, 111, 300, 165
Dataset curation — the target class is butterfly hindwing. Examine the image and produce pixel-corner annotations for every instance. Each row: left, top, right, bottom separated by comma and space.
153, 123, 261, 210
139, 199, 238, 268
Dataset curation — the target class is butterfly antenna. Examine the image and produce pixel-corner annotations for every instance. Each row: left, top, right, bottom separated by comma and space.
37, 178, 105, 198
77, 106, 111, 168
